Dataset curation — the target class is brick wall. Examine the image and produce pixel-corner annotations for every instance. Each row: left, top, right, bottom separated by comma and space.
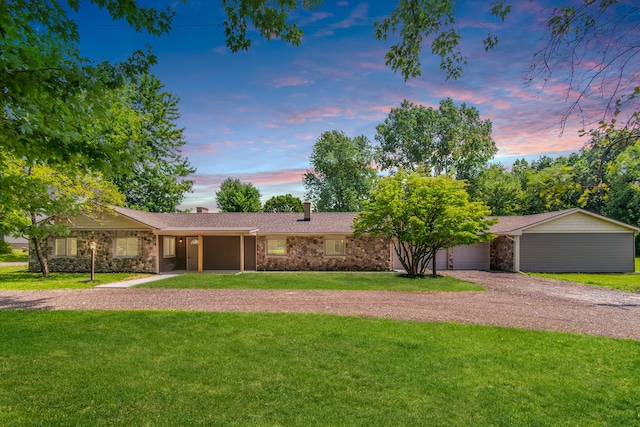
29, 230, 157, 273
256, 235, 391, 271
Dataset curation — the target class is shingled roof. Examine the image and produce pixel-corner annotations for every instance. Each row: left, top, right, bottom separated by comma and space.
113, 206, 358, 235
112, 206, 639, 236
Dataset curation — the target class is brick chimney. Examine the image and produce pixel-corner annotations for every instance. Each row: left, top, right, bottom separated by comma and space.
196, 207, 209, 213
303, 202, 311, 221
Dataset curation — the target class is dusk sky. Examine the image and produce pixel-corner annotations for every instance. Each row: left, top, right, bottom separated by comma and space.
72, 1, 615, 211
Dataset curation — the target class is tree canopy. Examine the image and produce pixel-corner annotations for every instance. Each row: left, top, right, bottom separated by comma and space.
353, 171, 496, 277
215, 178, 262, 212
467, 164, 523, 216
0, 154, 124, 277
263, 194, 304, 213
303, 131, 378, 212
111, 75, 195, 212
375, 99, 496, 180
0, 1, 173, 174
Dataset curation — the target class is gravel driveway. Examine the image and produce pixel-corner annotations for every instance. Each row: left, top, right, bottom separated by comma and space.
1, 271, 638, 340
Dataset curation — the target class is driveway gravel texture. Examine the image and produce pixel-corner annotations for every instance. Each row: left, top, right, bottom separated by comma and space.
1, 270, 638, 340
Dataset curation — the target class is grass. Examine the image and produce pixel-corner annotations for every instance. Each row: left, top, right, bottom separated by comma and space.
135, 271, 484, 292
0, 249, 28, 262
529, 257, 640, 293
0, 311, 638, 426
0, 265, 150, 290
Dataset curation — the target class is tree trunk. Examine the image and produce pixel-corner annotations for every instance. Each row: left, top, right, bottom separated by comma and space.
32, 236, 49, 278
431, 251, 438, 277
30, 211, 50, 278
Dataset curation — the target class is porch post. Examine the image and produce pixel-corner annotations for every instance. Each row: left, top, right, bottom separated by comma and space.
198, 235, 203, 273
240, 233, 245, 273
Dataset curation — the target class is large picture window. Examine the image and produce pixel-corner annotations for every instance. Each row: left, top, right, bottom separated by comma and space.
325, 238, 345, 256
116, 237, 138, 257
163, 236, 176, 258
54, 237, 77, 257
266, 238, 286, 256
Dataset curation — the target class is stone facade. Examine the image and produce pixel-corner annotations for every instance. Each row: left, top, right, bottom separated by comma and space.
256, 235, 392, 271
490, 236, 514, 271
29, 230, 157, 273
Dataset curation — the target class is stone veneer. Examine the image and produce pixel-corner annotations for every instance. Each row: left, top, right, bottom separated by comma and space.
490, 235, 514, 271
29, 230, 157, 273
256, 235, 391, 271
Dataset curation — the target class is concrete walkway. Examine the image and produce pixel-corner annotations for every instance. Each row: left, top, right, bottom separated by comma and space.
95, 272, 185, 288
95, 270, 242, 288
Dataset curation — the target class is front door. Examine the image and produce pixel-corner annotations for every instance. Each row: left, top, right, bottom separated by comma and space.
187, 236, 198, 271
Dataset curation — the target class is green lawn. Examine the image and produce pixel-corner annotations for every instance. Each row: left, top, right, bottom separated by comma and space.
135, 271, 483, 292
0, 265, 149, 290
529, 258, 640, 293
0, 311, 638, 426
0, 249, 28, 262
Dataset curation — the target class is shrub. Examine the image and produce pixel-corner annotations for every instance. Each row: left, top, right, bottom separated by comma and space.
0, 239, 14, 254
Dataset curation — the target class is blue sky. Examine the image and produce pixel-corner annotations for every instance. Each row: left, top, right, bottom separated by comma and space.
73, 1, 612, 211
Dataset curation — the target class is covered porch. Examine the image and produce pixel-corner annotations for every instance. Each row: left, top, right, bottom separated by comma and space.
157, 228, 258, 274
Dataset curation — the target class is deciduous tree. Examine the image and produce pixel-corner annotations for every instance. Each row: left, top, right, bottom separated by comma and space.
468, 164, 523, 216
0, 1, 173, 174
263, 194, 304, 212
375, 99, 496, 180
0, 155, 124, 278
216, 178, 262, 212
353, 171, 496, 277
605, 142, 640, 254
304, 131, 377, 212
111, 75, 195, 212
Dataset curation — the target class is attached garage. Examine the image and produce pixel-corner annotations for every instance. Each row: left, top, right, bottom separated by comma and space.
520, 233, 634, 272
451, 243, 490, 270
392, 242, 490, 271
492, 208, 639, 273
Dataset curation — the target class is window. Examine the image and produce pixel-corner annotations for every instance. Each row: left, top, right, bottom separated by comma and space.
116, 237, 138, 257
163, 237, 176, 258
266, 238, 286, 256
325, 238, 345, 256
54, 238, 77, 257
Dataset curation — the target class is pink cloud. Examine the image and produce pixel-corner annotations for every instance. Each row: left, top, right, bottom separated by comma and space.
307, 12, 333, 23
286, 106, 343, 123
192, 169, 308, 190
272, 76, 314, 88
358, 61, 386, 71
333, 3, 368, 28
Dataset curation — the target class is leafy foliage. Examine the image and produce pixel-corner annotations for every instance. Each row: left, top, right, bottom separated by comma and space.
467, 164, 523, 216
605, 142, 640, 254
354, 171, 496, 277
373, 0, 511, 80
0, 1, 174, 174
304, 131, 377, 212
375, 99, 496, 180
222, 0, 322, 51
263, 194, 304, 212
0, 240, 13, 255
216, 178, 262, 212
0, 154, 124, 277
111, 75, 195, 212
